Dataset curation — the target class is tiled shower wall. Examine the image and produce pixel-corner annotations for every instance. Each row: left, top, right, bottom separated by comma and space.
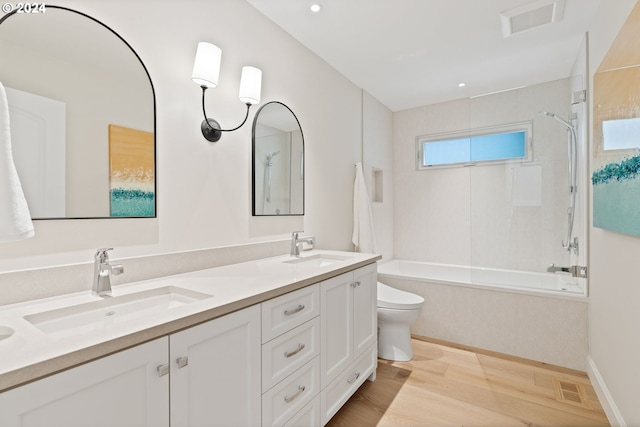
393, 78, 574, 273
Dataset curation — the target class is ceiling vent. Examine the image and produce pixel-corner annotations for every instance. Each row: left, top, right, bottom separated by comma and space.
501, 0, 566, 37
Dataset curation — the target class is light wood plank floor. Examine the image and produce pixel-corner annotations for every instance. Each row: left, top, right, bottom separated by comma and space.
327, 338, 609, 427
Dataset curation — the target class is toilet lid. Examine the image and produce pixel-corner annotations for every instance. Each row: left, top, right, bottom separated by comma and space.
377, 282, 424, 310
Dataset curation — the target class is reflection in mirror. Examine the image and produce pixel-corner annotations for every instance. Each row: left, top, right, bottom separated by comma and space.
0, 6, 156, 219
252, 101, 304, 216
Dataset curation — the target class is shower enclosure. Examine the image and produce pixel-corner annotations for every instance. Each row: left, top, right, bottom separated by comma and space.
394, 75, 588, 297
465, 76, 588, 293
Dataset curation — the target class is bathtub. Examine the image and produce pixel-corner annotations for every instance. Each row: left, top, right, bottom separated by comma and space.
376, 259, 588, 370
377, 259, 585, 298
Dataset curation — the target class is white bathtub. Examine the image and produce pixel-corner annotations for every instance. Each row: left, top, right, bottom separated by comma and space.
376, 259, 588, 370
377, 259, 585, 299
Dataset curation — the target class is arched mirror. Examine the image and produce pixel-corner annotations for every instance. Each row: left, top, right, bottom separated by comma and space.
0, 6, 156, 219
252, 101, 304, 216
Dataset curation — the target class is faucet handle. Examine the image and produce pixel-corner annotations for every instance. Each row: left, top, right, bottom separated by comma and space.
95, 247, 114, 260
291, 231, 303, 238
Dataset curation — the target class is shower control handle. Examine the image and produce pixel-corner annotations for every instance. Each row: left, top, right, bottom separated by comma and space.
546, 264, 588, 278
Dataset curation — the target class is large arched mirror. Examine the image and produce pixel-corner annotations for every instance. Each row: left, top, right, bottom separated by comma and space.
0, 6, 156, 219
252, 101, 304, 216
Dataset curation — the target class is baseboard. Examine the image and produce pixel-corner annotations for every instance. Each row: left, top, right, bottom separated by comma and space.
587, 354, 626, 427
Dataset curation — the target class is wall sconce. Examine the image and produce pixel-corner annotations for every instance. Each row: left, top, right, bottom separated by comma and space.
192, 42, 262, 142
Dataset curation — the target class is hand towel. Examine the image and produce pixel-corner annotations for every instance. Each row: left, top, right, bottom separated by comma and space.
352, 162, 377, 253
0, 81, 35, 241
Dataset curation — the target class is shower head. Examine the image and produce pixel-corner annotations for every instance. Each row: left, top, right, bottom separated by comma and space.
538, 111, 574, 130
266, 150, 280, 161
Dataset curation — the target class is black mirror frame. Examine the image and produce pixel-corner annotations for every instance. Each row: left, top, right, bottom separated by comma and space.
0, 4, 157, 219
251, 101, 304, 216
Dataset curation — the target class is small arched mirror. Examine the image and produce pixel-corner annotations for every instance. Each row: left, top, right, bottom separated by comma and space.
0, 6, 155, 219
252, 101, 304, 216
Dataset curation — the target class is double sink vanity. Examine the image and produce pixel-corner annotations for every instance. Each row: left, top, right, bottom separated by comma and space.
0, 5, 382, 425
0, 249, 380, 426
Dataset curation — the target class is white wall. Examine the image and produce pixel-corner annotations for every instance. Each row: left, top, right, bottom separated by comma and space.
0, 0, 371, 276
362, 91, 394, 260
587, 1, 640, 425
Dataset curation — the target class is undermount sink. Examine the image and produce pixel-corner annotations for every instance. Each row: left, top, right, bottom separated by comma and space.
283, 254, 353, 268
24, 286, 212, 338
0, 326, 14, 341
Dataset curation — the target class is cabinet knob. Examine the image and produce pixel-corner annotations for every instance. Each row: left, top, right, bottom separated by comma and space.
347, 371, 360, 384
176, 356, 189, 369
284, 304, 305, 316
156, 364, 169, 377
284, 385, 306, 403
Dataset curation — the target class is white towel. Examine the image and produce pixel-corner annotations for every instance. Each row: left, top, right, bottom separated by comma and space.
0, 82, 34, 242
352, 162, 377, 253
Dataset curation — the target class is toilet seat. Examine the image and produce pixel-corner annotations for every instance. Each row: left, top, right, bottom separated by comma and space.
377, 282, 424, 310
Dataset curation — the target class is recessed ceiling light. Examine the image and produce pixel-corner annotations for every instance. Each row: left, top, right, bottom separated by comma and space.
458, 82, 466, 88
310, 4, 322, 12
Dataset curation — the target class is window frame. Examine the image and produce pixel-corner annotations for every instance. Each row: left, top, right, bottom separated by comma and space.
415, 121, 533, 170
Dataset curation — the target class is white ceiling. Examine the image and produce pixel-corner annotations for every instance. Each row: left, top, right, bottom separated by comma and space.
246, 0, 602, 112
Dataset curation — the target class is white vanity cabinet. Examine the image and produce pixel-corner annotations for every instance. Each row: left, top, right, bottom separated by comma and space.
320, 263, 377, 424
0, 337, 170, 427
0, 258, 379, 427
170, 304, 262, 427
261, 284, 322, 427
0, 305, 261, 427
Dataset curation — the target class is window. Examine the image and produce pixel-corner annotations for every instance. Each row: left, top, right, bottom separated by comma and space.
416, 122, 532, 169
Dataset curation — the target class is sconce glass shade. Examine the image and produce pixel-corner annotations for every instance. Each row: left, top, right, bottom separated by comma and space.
239, 66, 262, 105
192, 42, 221, 88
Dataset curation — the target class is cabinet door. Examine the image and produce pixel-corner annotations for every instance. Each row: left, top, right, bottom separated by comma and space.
320, 271, 353, 387
170, 305, 261, 427
353, 264, 377, 357
0, 337, 169, 427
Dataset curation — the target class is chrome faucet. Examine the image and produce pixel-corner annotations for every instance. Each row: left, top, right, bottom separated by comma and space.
290, 231, 315, 257
93, 248, 124, 297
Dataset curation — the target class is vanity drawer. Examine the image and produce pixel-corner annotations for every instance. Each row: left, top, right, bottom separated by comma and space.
283, 394, 321, 427
320, 344, 377, 425
262, 284, 320, 343
262, 356, 320, 427
263, 317, 320, 392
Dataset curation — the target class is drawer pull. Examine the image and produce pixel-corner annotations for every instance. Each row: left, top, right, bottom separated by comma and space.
284, 304, 305, 316
156, 364, 169, 377
284, 343, 306, 358
284, 385, 306, 403
176, 356, 189, 369
347, 371, 360, 384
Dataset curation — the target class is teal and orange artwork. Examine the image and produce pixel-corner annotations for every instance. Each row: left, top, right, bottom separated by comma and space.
108, 124, 155, 217
592, 153, 640, 236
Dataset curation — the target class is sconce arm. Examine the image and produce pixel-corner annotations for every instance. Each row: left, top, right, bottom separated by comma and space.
200, 86, 252, 142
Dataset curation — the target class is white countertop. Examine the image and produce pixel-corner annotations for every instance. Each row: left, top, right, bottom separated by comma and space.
0, 250, 381, 392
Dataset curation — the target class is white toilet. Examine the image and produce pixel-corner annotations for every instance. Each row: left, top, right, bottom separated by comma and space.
377, 282, 424, 361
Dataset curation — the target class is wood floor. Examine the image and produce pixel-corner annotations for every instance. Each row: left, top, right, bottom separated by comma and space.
327, 338, 609, 427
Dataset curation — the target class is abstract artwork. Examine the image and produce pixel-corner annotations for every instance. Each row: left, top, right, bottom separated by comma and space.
108, 124, 155, 217
592, 1, 640, 236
